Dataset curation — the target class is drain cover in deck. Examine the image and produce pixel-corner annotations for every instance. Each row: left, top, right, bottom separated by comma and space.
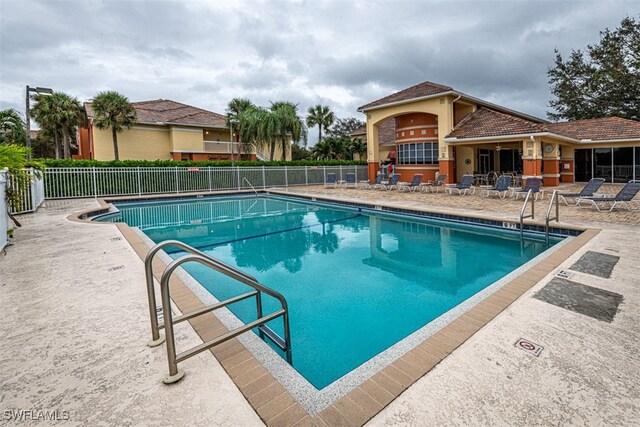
533, 277, 623, 322
569, 251, 619, 278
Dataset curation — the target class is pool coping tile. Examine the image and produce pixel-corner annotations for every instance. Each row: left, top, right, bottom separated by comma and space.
90, 192, 599, 427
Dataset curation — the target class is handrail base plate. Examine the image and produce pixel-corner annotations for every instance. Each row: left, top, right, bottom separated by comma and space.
163, 369, 185, 384
148, 335, 166, 348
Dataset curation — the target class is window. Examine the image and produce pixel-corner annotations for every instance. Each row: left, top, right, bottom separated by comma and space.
397, 142, 439, 165
575, 147, 640, 182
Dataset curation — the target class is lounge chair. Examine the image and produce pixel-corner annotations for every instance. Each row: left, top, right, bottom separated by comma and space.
420, 174, 448, 193
482, 175, 512, 199
324, 173, 337, 188
376, 173, 400, 190
445, 174, 476, 196
344, 173, 356, 189
557, 178, 605, 205
576, 181, 640, 212
512, 177, 543, 200
363, 174, 384, 189
398, 174, 423, 192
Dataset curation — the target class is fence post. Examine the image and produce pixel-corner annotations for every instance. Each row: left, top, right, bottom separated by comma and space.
30, 169, 36, 210
285, 166, 288, 188
339, 164, 342, 180
237, 167, 241, 190
305, 166, 308, 186
92, 167, 98, 198
262, 166, 266, 189
175, 167, 179, 193
137, 167, 142, 196
208, 167, 212, 192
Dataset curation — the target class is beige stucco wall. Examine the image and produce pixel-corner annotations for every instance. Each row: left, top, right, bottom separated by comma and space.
170, 127, 204, 152
204, 129, 231, 142
93, 125, 172, 160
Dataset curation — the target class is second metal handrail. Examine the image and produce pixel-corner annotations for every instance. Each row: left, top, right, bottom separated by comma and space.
243, 177, 258, 196
144, 240, 292, 384
519, 189, 534, 238
545, 190, 560, 244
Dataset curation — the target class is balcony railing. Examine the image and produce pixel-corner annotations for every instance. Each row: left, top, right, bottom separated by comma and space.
203, 141, 254, 154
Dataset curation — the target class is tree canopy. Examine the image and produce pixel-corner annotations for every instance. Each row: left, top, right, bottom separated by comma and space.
306, 104, 334, 146
326, 117, 365, 139
92, 91, 136, 160
0, 109, 26, 146
30, 92, 82, 159
547, 16, 640, 121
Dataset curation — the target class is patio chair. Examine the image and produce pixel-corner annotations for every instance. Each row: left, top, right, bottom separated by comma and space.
445, 174, 476, 196
421, 174, 448, 193
376, 173, 400, 191
364, 173, 384, 190
324, 173, 337, 189
344, 173, 357, 189
557, 178, 606, 205
576, 181, 640, 212
512, 177, 542, 200
482, 175, 512, 199
398, 174, 423, 192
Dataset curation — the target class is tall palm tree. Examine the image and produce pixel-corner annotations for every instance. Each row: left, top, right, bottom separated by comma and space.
30, 92, 81, 159
92, 91, 136, 160
271, 102, 307, 161
225, 98, 254, 160
0, 109, 26, 146
306, 105, 334, 147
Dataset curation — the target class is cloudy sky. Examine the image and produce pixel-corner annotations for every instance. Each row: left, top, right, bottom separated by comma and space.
1, 0, 637, 142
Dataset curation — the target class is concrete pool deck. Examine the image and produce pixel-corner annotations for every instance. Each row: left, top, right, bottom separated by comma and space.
1, 194, 639, 426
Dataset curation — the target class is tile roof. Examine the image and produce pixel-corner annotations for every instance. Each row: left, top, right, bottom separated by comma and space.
358, 81, 453, 111
348, 119, 396, 145
448, 108, 640, 142
350, 126, 366, 136
546, 117, 640, 141
85, 99, 227, 128
447, 108, 545, 139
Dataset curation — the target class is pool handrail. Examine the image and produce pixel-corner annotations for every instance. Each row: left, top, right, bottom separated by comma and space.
519, 189, 534, 239
144, 240, 292, 383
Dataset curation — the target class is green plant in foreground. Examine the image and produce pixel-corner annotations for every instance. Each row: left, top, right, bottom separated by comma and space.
0, 144, 45, 209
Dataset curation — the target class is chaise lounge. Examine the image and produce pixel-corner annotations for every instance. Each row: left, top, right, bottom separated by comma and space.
482, 175, 512, 199
576, 181, 640, 212
557, 178, 606, 205
445, 174, 476, 196
398, 174, 424, 192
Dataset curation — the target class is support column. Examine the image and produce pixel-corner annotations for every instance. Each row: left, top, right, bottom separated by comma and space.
522, 138, 542, 183
542, 142, 561, 186
366, 116, 380, 181
560, 145, 575, 183
438, 143, 455, 183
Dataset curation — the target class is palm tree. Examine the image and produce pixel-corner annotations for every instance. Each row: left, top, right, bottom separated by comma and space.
30, 92, 81, 159
306, 104, 334, 147
311, 140, 332, 160
0, 144, 45, 212
350, 137, 366, 160
271, 102, 307, 161
92, 91, 136, 160
0, 109, 26, 146
225, 98, 254, 160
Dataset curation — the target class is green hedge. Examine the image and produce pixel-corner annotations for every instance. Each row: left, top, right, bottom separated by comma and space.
39, 159, 367, 168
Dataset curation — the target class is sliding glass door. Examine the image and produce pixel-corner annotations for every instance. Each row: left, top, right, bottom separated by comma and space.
575, 147, 640, 182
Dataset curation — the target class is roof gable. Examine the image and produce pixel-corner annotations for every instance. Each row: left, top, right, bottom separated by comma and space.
358, 81, 453, 111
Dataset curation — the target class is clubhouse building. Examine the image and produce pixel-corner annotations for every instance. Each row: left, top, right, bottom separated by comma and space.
358, 81, 640, 185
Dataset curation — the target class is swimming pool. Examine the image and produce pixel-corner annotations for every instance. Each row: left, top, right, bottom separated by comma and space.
97, 194, 561, 390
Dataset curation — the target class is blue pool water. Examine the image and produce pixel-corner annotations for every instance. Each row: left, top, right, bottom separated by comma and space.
98, 195, 558, 389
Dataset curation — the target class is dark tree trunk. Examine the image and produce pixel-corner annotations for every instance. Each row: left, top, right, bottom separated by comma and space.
270, 139, 276, 161
281, 138, 287, 161
112, 127, 119, 160
62, 127, 71, 159
318, 125, 322, 144
54, 130, 60, 159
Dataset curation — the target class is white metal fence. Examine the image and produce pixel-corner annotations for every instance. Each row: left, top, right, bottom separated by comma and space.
7, 169, 45, 214
1, 169, 8, 249
43, 165, 369, 199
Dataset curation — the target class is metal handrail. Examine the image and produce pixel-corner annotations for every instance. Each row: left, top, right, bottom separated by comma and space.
243, 177, 258, 196
545, 190, 560, 244
519, 189, 534, 239
144, 240, 257, 346
144, 240, 292, 384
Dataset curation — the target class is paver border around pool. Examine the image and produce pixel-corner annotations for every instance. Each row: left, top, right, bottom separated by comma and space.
68, 192, 599, 427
